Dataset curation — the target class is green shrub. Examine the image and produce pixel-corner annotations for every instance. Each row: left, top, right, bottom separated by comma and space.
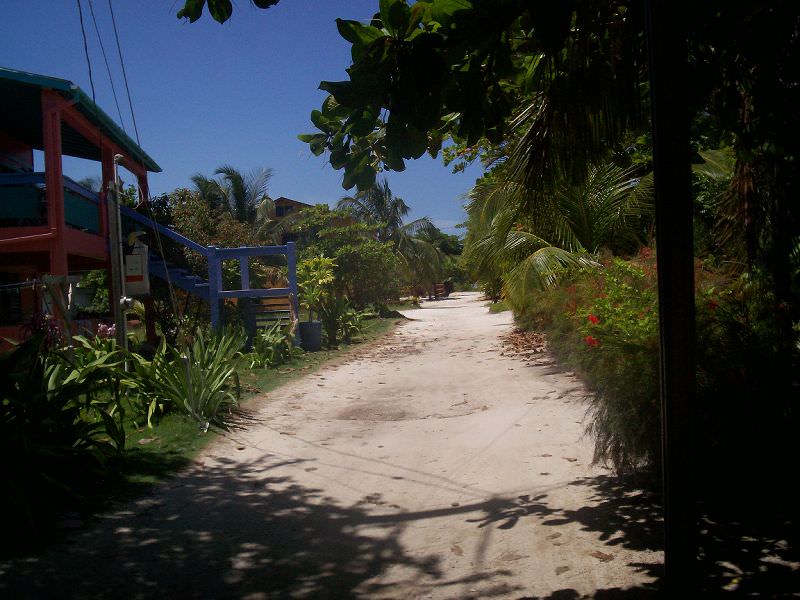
520, 255, 661, 472
129, 326, 246, 430
1, 336, 126, 539
249, 321, 300, 368
574, 258, 660, 471
332, 239, 400, 307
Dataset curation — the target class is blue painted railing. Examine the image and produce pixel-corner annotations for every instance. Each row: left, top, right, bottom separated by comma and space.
119, 205, 299, 333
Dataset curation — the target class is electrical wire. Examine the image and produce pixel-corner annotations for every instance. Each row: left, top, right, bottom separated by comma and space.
108, 0, 141, 145
102, 2, 180, 329
87, 0, 127, 132
76, 0, 97, 102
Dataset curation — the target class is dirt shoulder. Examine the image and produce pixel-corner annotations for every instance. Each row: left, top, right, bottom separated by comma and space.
0, 292, 662, 599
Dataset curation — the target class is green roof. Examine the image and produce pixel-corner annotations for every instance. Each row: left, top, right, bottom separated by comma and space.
0, 67, 161, 172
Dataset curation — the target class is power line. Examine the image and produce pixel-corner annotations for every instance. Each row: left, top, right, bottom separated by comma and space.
87, 0, 127, 132
76, 0, 97, 102
108, 0, 141, 146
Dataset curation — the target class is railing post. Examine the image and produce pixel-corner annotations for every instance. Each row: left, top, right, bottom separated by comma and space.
208, 247, 222, 331
239, 254, 255, 349
239, 256, 250, 290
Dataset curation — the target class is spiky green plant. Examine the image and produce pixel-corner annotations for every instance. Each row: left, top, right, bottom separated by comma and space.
130, 326, 246, 430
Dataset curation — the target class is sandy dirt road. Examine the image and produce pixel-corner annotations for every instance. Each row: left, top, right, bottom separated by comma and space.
1, 292, 662, 599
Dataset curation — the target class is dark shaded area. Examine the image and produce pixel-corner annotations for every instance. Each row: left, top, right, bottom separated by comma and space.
1, 451, 794, 598
0, 456, 522, 599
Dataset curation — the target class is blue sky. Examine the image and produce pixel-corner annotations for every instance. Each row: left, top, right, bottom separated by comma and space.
1, 0, 484, 234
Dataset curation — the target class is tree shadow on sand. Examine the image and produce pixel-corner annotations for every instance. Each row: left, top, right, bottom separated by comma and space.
2, 451, 793, 599
0, 456, 521, 599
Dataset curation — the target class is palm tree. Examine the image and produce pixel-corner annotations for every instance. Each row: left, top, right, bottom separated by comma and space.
192, 165, 274, 225
337, 178, 442, 287
463, 162, 653, 309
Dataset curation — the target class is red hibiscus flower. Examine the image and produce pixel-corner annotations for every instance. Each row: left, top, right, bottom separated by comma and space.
585, 335, 600, 347
587, 314, 600, 325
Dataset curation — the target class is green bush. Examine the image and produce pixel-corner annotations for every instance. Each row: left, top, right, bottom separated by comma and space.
249, 321, 300, 368
1, 336, 127, 539
521, 255, 661, 472
332, 239, 400, 307
695, 271, 799, 474
129, 326, 246, 430
573, 259, 660, 471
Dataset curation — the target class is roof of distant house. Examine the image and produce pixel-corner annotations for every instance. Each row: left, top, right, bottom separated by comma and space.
0, 66, 161, 172
274, 196, 313, 207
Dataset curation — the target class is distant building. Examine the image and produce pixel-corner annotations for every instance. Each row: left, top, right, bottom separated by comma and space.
274, 196, 312, 218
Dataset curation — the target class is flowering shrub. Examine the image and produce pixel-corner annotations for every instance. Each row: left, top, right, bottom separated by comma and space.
96, 322, 116, 339
515, 247, 799, 477
571, 258, 661, 471
518, 253, 661, 472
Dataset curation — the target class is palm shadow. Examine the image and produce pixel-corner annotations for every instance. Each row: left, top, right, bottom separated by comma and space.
0, 456, 518, 599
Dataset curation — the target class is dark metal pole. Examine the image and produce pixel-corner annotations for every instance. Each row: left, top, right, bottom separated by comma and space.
644, 0, 697, 592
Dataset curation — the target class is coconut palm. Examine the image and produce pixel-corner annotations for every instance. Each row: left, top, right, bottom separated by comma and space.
192, 165, 274, 226
337, 179, 442, 286
464, 162, 653, 309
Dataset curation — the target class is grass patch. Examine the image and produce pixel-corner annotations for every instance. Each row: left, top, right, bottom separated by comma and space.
386, 299, 420, 312
487, 300, 510, 313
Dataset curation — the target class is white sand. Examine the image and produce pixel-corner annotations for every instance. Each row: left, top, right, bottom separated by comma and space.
0, 291, 662, 599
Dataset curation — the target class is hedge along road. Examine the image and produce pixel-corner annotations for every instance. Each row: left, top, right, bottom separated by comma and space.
1, 292, 663, 599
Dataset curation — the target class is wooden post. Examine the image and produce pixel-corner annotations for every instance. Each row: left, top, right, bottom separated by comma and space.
107, 180, 127, 351
208, 248, 222, 331
136, 172, 149, 205
41, 91, 67, 277
287, 242, 299, 320
645, 0, 697, 592
239, 255, 255, 348
100, 146, 115, 239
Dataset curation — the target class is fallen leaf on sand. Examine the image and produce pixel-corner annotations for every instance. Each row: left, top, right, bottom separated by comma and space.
562, 456, 578, 462
589, 551, 615, 562
547, 532, 562, 540
280, 431, 296, 436
540, 453, 552, 458
556, 566, 570, 575
451, 544, 463, 556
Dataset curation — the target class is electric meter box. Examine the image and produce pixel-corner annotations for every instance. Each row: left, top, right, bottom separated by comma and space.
125, 235, 150, 296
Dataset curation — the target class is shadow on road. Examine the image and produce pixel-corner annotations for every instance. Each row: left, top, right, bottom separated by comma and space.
0, 456, 517, 599
2, 453, 794, 598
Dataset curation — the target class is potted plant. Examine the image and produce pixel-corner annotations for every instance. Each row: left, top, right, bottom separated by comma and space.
296, 256, 336, 351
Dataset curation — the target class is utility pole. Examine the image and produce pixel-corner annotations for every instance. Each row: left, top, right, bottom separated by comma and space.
645, 0, 697, 592
108, 154, 129, 351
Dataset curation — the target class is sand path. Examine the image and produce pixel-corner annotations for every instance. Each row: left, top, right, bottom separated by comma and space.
1, 292, 662, 599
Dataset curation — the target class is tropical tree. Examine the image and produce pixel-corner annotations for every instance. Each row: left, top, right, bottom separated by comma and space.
338, 179, 442, 288
191, 165, 274, 227
463, 162, 653, 309
337, 178, 428, 243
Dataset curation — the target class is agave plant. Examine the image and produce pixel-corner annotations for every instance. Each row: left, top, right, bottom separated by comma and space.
129, 326, 247, 430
